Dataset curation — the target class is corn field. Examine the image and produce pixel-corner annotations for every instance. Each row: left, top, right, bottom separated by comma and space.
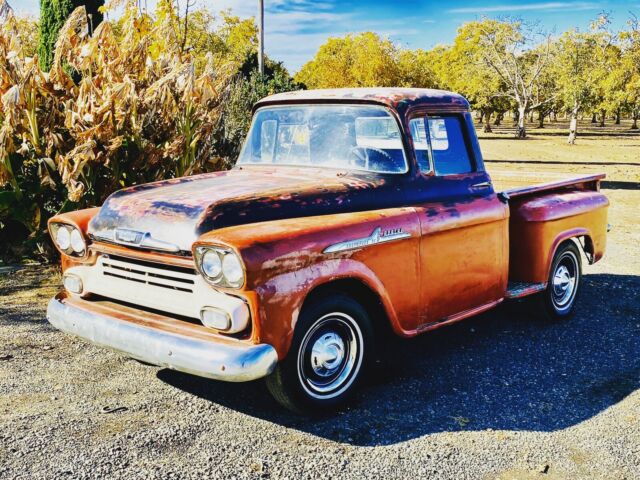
0, 1, 267, 260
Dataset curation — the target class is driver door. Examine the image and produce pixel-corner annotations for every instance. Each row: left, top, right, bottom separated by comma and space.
409, 113, 508, 327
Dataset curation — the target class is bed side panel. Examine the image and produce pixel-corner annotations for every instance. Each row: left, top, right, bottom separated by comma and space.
509, 191, 609, 283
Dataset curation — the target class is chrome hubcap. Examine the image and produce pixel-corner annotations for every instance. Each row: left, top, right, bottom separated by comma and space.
311, 333, 345, 377
297, 312, 363, 399
552, 253, 578, 309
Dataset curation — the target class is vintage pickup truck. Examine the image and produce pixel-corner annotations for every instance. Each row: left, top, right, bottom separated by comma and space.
46, 88, 609, 412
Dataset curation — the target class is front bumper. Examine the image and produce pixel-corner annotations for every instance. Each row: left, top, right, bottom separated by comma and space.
46, 293, 278, 382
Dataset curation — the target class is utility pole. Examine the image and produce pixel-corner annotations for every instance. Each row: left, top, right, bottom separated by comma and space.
258, 0, 264, 75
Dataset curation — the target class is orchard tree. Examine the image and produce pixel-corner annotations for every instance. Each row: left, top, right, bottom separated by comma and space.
519, 41, 559, 128
439, 23, 507, 133
597, 48, 626, 127
554, 22, 612, 143
396, 48, 438, 88
295, 32, 399, 88
590, 15, 623, 127
628, 73, 640, 129
470, 18, 554, 138
38, 0, 103, 70
620, 14, 640, 129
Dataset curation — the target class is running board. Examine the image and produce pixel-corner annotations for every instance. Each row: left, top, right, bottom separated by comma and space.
505, 281, 547, 299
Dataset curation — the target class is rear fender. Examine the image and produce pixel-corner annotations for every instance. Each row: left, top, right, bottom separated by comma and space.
508, 190, 608, 283
547, 227, 590, 271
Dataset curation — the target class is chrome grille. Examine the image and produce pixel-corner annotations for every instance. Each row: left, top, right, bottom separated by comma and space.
99, 254, 196, 293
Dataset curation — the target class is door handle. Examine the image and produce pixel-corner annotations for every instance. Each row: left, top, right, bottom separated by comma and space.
471, 181, 492, 189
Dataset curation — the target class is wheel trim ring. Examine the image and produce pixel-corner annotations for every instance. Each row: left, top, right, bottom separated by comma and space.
297, 312, 364, 400
551, 250, 579, 311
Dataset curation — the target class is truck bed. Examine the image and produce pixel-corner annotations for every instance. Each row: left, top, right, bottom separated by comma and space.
497, 171, 609, 288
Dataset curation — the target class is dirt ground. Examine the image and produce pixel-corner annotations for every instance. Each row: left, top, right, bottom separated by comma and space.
0, 121, 638, 479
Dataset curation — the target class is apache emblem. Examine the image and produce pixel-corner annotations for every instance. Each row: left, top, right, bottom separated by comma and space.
324, 227, 411, 254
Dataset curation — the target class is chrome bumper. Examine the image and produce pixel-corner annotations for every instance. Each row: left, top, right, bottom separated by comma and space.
46, 296, 278, 382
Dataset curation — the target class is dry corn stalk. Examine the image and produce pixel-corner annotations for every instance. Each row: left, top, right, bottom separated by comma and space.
0, 0, 234, 204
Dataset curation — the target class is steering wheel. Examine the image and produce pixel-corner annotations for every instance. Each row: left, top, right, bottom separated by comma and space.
348, 146, 393, 170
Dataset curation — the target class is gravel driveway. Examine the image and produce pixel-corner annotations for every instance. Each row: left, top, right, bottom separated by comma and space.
1, 185, 638, 480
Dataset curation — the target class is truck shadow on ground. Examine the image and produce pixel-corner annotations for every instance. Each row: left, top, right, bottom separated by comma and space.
158, 272, 640, 447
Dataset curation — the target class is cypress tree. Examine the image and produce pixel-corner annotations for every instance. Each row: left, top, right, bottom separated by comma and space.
37, 0, 104, 71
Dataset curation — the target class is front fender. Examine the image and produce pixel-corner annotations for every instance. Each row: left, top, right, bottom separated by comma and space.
48, 207, 101, 270
254, 258, 406, 359
196, 208, 422, 358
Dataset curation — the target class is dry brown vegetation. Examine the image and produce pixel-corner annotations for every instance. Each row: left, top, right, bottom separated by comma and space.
0, 1, 283, 260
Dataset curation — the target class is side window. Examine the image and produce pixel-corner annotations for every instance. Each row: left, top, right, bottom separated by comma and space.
427, 116, 474, 175
409, 117, 431, 172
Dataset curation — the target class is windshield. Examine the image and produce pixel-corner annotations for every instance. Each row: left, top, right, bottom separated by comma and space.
238, 105, 408, 174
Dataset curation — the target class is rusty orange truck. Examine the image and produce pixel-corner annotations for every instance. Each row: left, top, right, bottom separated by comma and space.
47, 89, 609, 412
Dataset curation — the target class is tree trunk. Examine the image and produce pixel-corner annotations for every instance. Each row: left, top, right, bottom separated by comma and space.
516, 105, 527, 138
591, 112, 597, 123
568, 105, 579, 144
483, 110, 492, 133
599, 109, 606, 127
513, 109, 519, 126
632, 112, 639, 130
477, 111, 484, 124
537, 110, 545, 128
494, 112, 503, 126
615, 109, 621, 125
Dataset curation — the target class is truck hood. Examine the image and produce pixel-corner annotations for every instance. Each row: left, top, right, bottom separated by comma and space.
89, 166, 394, 252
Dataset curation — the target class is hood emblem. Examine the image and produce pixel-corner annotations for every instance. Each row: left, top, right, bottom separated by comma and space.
92, 228, 181, 253
324, 227, 411, 254
115, 228, 144, 244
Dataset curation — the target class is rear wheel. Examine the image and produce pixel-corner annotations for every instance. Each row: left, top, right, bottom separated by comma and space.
265, 293, 373, 414
534, 241, 582, 320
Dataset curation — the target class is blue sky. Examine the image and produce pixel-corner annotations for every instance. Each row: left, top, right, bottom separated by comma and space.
16, 1, 639, 72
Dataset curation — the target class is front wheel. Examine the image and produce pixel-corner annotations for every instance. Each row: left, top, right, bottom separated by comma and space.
534, 241, 582, 320
265, 293, 373, 414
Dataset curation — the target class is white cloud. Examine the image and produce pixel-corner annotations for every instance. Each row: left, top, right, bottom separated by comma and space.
447, 2, 600, 14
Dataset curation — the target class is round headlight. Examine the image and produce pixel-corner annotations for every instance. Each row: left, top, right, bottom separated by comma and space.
202, 250, 222, 279
70, 228, 86, 254
222, 253, 244, 286
56, 226, 71, 251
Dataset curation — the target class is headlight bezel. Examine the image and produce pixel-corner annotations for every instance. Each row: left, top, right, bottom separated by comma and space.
50, 222, 88, 257
195, 246, 246, 289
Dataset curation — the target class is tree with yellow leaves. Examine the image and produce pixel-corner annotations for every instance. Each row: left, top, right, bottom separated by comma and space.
296, 31, 439, 89
295, 32, 400, 88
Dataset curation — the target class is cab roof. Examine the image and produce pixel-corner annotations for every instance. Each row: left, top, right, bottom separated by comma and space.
254, 88, 470, 116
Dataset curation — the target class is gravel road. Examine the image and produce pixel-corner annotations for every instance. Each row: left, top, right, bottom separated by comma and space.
1, 184, 638, 480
